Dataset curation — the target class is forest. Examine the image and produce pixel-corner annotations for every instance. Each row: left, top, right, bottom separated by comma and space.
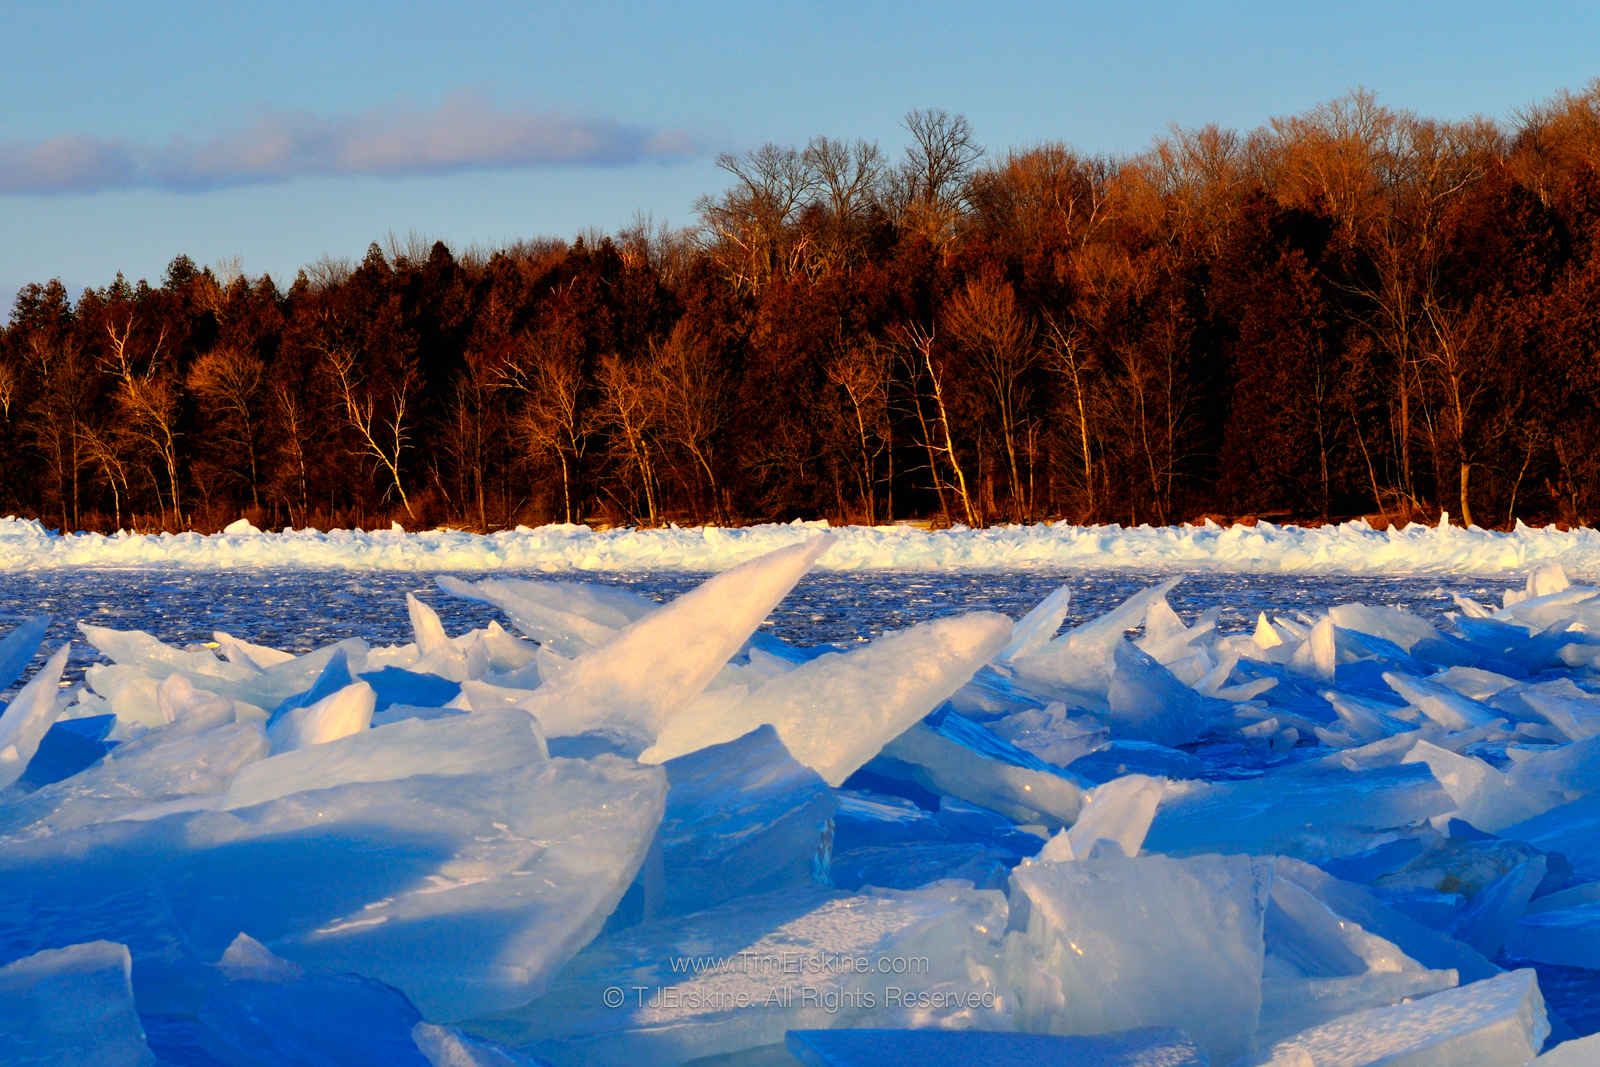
8, 84, 1600, 534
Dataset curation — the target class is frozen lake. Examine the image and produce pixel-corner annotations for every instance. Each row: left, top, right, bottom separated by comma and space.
3, 555, 1597, 1058
0, 567, 1524, 688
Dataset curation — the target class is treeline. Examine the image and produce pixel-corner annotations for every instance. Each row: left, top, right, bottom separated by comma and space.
9, 86, 1600, 533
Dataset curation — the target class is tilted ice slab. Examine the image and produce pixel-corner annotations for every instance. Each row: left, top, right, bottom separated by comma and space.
0, 643, 70, 791
0, 751, 666, 1022
1143, 762, 1452, 861
12, 514, 1600, 574
639, 725, 836, 919
138, 931, 547, 1067
495, 536, 830, 750
1254, 968, 1549, 1067
0, 941, 154, 1067
466, 883, 1009, 1066
1004, 853, 1274, 1064
641, 611, 1013, 785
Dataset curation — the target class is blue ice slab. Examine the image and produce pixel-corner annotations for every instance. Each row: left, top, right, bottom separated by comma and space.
644, 725, 836, 917
142, 963, 428, 1067
1499, 793, 1600, 884
266, 646, 355, 724
1144, 762, 1451, 861
13, 715, 116, 791
0, 615, 49, 694
359, 666, 461, 711
1068, 739, 1214, 783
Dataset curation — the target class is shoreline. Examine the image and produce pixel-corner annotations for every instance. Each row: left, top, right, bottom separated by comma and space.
0, 514, 1594, 576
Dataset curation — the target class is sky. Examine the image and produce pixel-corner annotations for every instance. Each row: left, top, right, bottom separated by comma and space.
4, 0, 1598, 309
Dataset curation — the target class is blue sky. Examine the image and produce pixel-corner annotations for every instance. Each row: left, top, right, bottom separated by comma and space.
4, 1, 1597, 308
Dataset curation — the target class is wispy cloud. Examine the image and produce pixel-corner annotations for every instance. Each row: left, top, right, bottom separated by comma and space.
0, 93, 701, 195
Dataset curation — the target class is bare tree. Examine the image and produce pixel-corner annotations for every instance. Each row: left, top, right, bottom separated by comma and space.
439, 354, 499, 529
187, 345, 266, 510
803, 136, 884, 270
103, 315, 182, 527
272, 381, 311, 528
944, 274, 1039, 520
322, 344, 418, 521
503, 335, 588, 525
1044, 316, 1099, 519
825, 339, 892, 523
647, 323, 729, 524
595, 353, 661, 526
697, 144, 818, 290
1270, 92, 1495, 512
1422, 294, 1498, 527
0, 358, 16, 421
77, 423, 130, 530
900, 108, 983, 246
894, 323, 978, 527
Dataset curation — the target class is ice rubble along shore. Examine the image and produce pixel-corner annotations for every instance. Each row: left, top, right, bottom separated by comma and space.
5, 512, 1600, 574
1, 537, 1600, 1064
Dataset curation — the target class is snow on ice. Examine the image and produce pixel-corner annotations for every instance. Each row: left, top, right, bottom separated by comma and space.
3, 534, 1600, 1062
10, 512, 1600, 575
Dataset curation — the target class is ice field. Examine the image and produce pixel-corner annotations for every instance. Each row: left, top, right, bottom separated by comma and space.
1, 533, 1599, 1064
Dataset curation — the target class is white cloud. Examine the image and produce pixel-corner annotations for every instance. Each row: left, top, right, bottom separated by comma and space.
0, 92, 700, 195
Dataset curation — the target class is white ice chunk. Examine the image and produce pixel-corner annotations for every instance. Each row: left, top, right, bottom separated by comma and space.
225, 710, 546, 812
1004, 853, 1272, 1064
1538, 1033, 1600, 1065
988, 702, 1109, 766
1009, 578, 1181, 698
878, 722, 1085, 825
0, 941, 153, 1066
1323, 691, 1413, 746
1256, 968, 1548, 1067
643, 612, 1011, 786
408, 593, 453, 660
1038, 773, 1164, 862
1506, 563, 1571, 607
1384, 673, 1499, 732
0, 719, 269, 835
1328, 603, 1443, 653
266, 681, 376, 753
1433, 667, 1519, 702
1289, 617, 1336, 682
154, 672, 264, 731
994, 585, 1071, 664
0, 643, 70, 791
510, 536, 830, 748
1104, 640, 1213, 747
1271, 858, 1497, 983
213, 630, 295, 669
437, 575, 655, 657
79, 622, 258, 685
1402, 740, 1559, 833
1254, 612, 1284, 650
